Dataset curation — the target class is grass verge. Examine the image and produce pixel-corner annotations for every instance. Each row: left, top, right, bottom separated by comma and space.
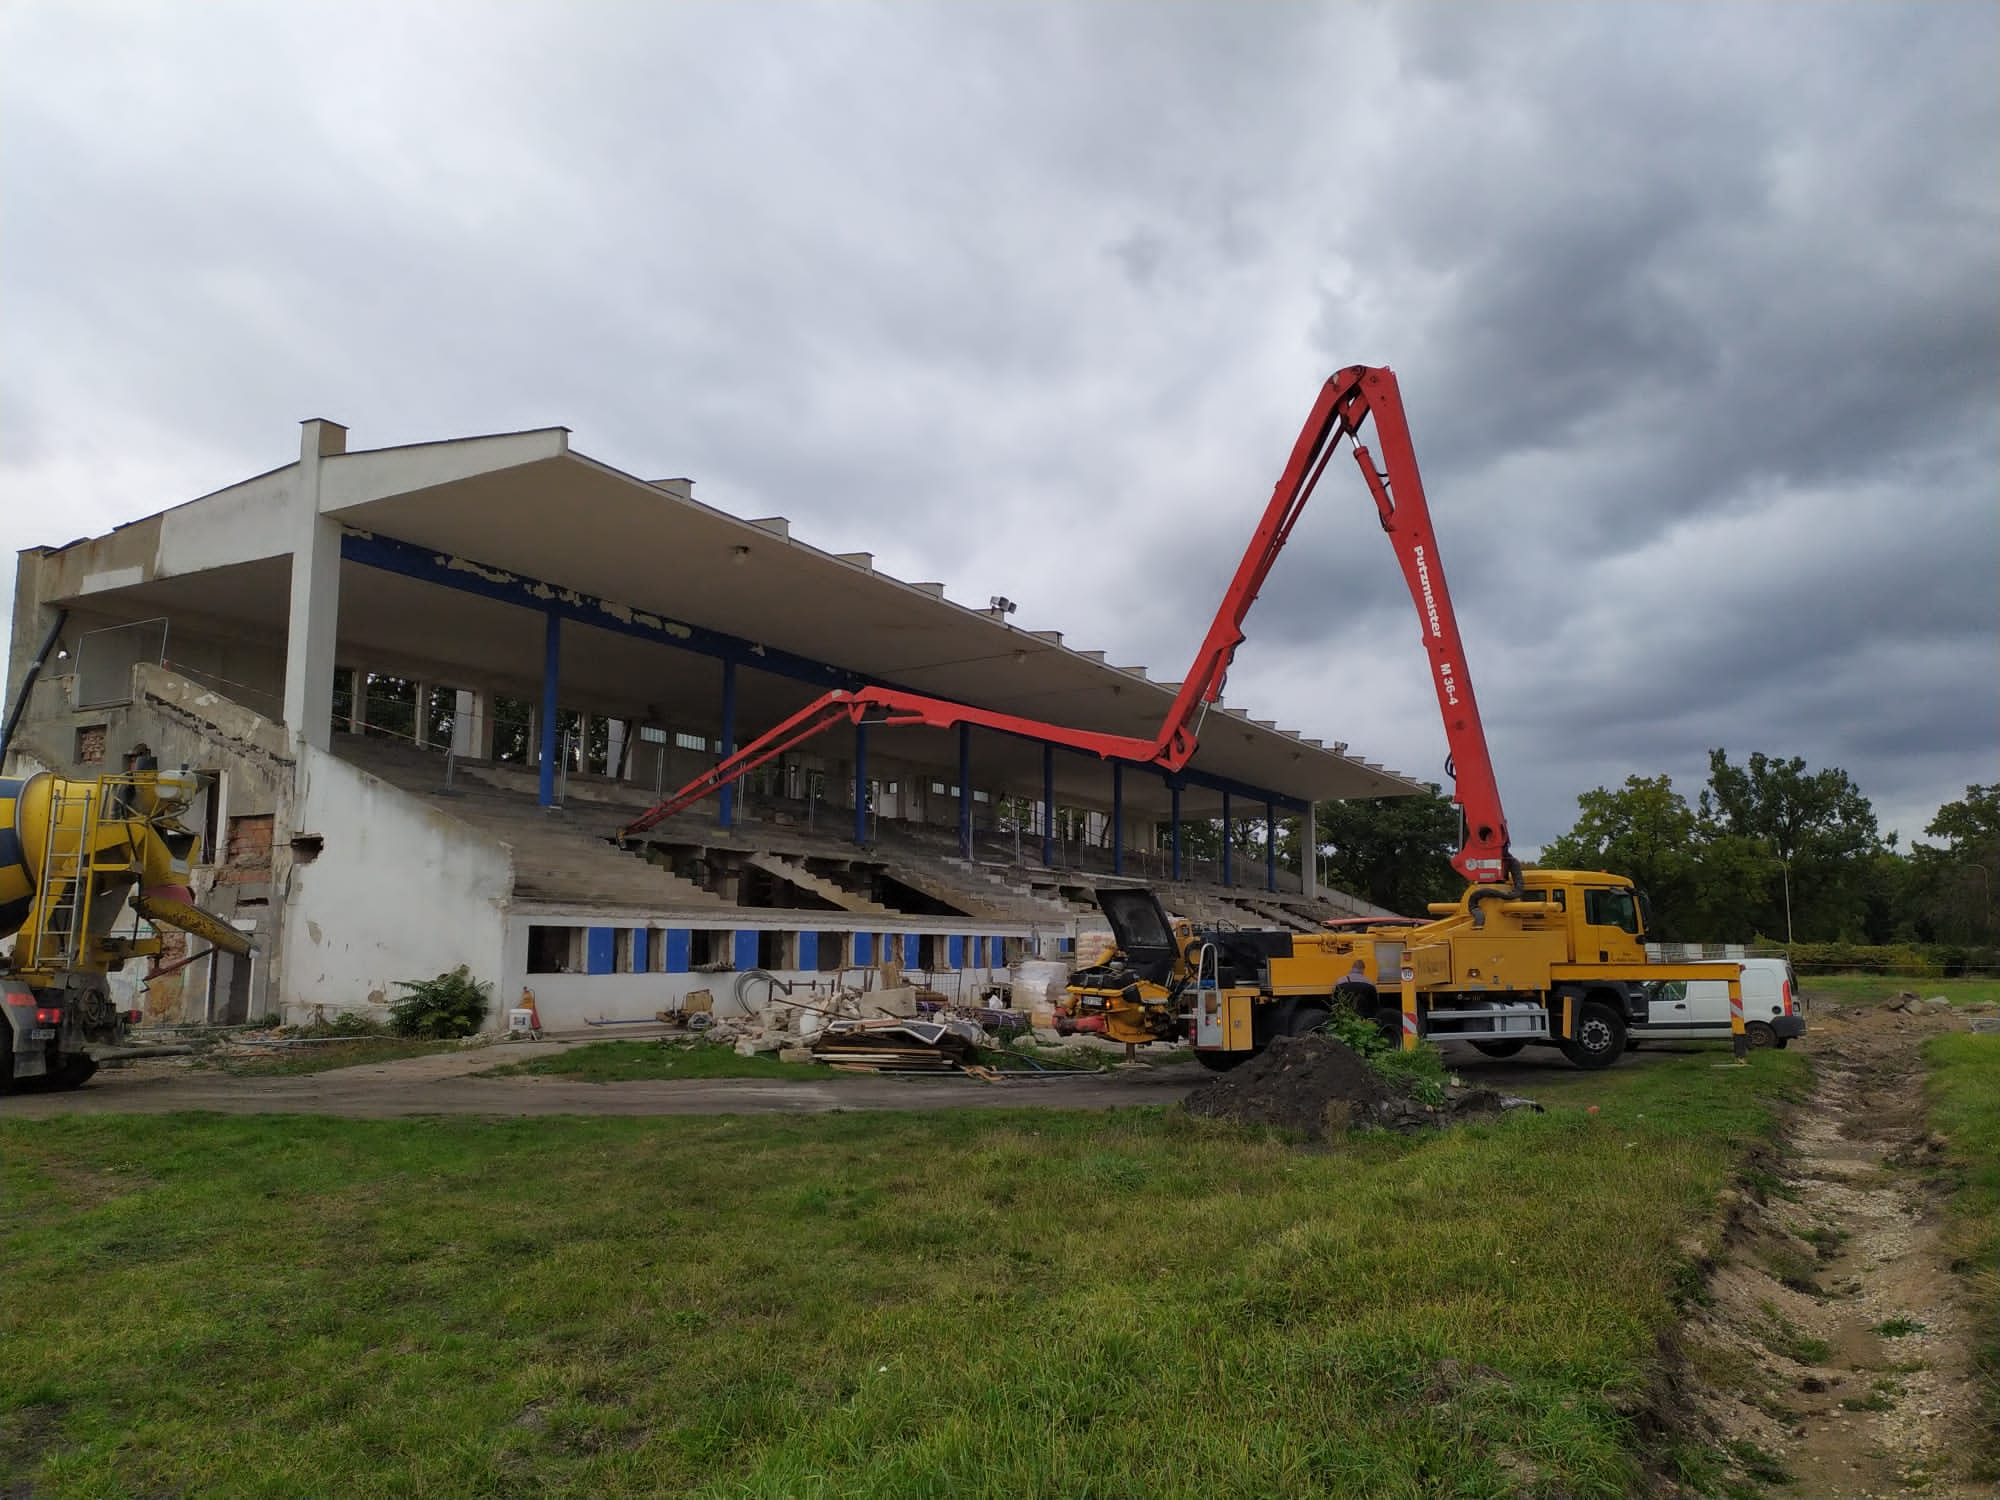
1803, 973, 2000, 1007
1924, 1030, 2000, 1477
483, 1039, 833, 1082
0, 1050, 1804, 1499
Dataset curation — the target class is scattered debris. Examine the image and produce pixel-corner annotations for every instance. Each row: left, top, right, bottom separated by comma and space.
810, 1019, 981, 1072
1183, 1033, 1537, 1139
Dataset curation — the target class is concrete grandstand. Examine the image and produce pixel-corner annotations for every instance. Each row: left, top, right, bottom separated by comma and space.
4, 418, 1420, 1029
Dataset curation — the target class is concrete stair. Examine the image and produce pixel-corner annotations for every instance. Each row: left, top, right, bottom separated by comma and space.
746, 853, 892, 916
937, 856, 1078, 923
331, 734, 728, 912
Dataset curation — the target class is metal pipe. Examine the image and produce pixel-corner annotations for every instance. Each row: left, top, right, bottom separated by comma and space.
0, 607, 68, 766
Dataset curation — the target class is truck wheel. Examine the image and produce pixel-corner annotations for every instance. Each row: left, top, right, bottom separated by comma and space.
1560, 1002, 1627, 1070
1287, 1005, 1331, 1038
1471, 1040, 1525, 1059
50, 1053, 98, 1090
1193, 1049, 1252, 1073
1745, 1021, 1777, 1050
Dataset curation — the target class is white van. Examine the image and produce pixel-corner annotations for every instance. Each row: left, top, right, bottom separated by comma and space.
1636, 957, 1805, 1049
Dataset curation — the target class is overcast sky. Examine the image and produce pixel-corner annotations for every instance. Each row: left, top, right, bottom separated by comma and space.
2, 0, 1994, 850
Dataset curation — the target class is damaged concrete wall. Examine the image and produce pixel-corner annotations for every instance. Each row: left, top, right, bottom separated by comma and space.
282, 743, 510, 1023
2, 661, 296, 1024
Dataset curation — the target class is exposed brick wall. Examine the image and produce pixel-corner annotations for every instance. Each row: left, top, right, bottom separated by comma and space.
75, 724, 107, 764
218, 813, 274, 887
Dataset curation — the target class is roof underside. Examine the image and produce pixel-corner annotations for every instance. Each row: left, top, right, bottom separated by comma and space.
35, 429, 1428, 817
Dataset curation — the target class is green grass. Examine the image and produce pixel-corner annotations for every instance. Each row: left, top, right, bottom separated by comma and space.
1872, 1315, 1926, 1337
193, 1038, 464, 1076
0, 1050, 1805, 1499
483, 1039, 835, 1082
1802, 973, 2000, 1006
1924, 1031, 2000, 1476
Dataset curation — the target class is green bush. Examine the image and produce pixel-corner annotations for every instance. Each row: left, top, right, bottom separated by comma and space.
1319, 1006, 1450, 1103
1322, 1008, 1389, 1057
386, 966, 491, 1038
1772, 938, 1999, 977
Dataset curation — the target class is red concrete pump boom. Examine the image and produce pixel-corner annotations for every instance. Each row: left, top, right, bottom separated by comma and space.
619, 364, 1515, 886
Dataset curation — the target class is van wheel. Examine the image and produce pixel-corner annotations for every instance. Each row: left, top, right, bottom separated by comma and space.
1471, 1040, 1525, 1059
1745, 1021, 1777, 1050
1560, 1002, 1627, 1070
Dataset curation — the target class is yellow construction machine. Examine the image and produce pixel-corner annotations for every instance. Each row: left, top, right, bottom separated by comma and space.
0, 752, 252, 1091
1065, 871, 1737, 1070
1056, 366, 1741, 1069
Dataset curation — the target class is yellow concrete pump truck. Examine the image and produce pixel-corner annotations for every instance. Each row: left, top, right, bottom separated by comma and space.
1053, 365, 1739, 1069
1065, 871, 1738, 1070
0, 752, 252, 1091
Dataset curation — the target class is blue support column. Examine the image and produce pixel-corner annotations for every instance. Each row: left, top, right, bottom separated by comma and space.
1111, 762, 1124, 876
1170, 779, 1183, 882
1266, 800, 1278, 892
853, 721, 869, 846
1042, 743, 1055, 867
1221, 790, 1233, 887
957, 723, 972, 859
718, 660, 737, 830
537, 610, 560, 807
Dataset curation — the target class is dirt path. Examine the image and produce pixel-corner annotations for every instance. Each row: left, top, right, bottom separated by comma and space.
1679, 1004, 1988, 1498
0, 1048, 1205, 1119
1, 1034, 1682, 1120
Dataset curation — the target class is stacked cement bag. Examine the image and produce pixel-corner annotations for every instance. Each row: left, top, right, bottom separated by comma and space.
1012, 958, 1074, 1025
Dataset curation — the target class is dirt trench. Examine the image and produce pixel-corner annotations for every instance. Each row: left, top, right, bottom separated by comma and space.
1675, 1004, 1990, 1498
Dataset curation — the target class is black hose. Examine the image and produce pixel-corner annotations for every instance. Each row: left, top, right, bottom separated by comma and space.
0, 608, 68, 766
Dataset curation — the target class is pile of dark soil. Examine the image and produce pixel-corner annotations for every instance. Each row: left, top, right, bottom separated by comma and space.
1182, 1033, 1517, 1139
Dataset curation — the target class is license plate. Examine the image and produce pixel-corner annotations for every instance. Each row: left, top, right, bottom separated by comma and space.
28, 1028, 56, 1041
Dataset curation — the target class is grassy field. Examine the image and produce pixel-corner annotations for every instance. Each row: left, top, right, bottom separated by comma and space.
1, 1052, 1805, 1499
193, 1037, 466, 1076
1800, 973, 2000, 1006
1925, 1031, 2000, 1476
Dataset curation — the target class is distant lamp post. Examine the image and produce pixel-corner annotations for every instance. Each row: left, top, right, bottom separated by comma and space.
1773, 856, 1793, 948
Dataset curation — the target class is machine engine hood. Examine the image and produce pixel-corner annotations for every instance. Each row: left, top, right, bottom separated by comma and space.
1094, 888, 1179, 966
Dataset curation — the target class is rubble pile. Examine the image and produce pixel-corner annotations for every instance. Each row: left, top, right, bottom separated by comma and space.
1183, 1032, 1531, 1139
1885, 992, 1957, 1016
665, 980, 1001, 1074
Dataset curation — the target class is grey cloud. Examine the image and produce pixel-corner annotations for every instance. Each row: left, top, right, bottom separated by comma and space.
0, 0, 1992, 853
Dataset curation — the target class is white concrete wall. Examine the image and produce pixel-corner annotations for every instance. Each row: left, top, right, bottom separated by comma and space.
156, 468, 300, 577
501, 944, 1013, 1032
281, 743, 510, 1020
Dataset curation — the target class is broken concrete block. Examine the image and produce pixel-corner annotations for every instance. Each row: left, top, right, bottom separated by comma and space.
778, 1046, 818, 1065
735, 1033, 785, 1057
863, 985, 919, 1018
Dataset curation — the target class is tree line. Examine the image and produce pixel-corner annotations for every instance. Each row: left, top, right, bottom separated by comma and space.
1303, 751, 1998, 948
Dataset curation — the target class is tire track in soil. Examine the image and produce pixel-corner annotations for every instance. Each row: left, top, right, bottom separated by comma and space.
1676, 1004, 1988, 1498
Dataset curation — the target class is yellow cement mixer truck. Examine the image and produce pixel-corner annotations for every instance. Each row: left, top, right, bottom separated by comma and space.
1, 754, 252, 1091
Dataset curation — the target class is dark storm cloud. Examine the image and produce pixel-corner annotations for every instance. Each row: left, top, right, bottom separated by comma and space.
0, 0, 1992, 849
